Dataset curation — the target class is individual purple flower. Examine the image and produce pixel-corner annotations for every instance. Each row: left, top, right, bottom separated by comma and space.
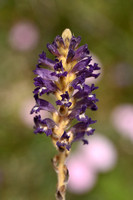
71, 75, 85, 91
34, 115, 56, 136
56, 131, 71, 151
47, 43, 60, 57
56, 91, 72, 108
31, 29, 100, 200
72, 44, 90, 61
30, 94, 56, 114
54, 35, 65, 48
69, 36, 81, 49
75, 105, 89, 123
73, 84, 98, 100
33, 76, 57, 96
70, 119, 96, 144
33, 66, 57, 81
71, 57, 92, 73
66, 49, 75, 62
51, 61, 67, 78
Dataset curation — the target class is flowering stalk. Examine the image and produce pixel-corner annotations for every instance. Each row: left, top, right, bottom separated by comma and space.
31, 29, 100, 200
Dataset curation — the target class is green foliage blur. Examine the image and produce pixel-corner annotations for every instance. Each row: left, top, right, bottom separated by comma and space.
0, 0, 133, 199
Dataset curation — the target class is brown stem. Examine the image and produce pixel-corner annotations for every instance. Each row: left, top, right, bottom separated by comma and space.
54, 150, 69, 200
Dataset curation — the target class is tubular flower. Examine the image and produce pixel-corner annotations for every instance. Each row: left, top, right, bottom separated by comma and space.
31, 29, 100, 200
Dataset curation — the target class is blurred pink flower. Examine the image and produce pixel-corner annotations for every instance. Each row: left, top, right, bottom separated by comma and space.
111, 104, 133, 141
9, 21, 39, 51
67, 154, 97, 194
19, 98, 50, 128
78, 134, 117, 172
66, 134, 117, 194
85, 54, 103, 85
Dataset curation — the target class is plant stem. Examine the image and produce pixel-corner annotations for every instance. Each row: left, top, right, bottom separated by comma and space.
55, 150, 69, 200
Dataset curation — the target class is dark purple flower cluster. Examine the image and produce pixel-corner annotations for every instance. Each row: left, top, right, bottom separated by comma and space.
31, 29, 100, 152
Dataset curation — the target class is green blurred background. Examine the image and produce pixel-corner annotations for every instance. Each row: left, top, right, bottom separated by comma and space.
0, 0, 133, 199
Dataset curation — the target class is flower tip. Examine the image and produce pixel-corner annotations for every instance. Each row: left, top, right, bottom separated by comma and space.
62, 28, 72, 42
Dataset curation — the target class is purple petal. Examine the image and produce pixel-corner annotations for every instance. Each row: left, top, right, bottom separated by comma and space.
71, 57, 92, 73
75, 97, 98, 111
33, 77, 57, 95
54, 35, 65, 48
33, 115, 56, 136
56, 92, 72, 107
71, 75, 85, 91
69, 36, 81, 49
33, 66, 57, 81
56, 141, 71, 151
61, 131, 70, 139
72, 44, 90, 61
66, 49, 75, 62
47, 43, 60, 57
31, 94, 57, 114
43, 118, 56, 129
73, 84, 99, 101
38, 51, 55, 68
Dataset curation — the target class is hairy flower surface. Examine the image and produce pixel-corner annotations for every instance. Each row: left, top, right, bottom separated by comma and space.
31, 29, 100, 200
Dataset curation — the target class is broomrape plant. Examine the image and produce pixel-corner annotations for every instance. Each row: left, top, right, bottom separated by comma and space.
31, 29, 100, 200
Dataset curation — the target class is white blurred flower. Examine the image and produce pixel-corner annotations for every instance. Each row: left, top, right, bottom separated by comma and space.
66, 133, 117, 194
111, 104, 133, 141
9, 21, 39, 51
78, 134, 117, 172
67, 154, 97, 194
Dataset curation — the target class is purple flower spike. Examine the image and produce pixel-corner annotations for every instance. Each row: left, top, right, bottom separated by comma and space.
31, 29, 100, 199
31, 28, 100, 147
